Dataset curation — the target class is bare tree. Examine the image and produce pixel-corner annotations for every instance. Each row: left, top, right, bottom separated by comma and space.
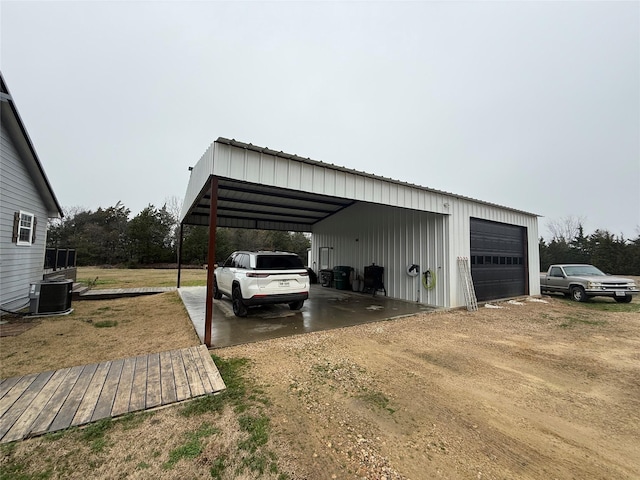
546, 215, 586, 242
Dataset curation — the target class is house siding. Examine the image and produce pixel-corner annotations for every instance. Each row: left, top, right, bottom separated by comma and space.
1, 122, 48, 310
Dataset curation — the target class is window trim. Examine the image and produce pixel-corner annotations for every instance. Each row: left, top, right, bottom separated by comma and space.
16, 210, 35, 246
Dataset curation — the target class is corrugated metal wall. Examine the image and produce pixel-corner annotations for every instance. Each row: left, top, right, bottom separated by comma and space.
311, 199, 539, 308
311, 203, 449, 307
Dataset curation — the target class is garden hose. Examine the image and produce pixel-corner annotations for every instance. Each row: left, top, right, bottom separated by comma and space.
422, 269, 436, 290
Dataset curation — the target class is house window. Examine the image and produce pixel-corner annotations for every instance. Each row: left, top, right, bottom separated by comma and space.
16, 211, 35, 246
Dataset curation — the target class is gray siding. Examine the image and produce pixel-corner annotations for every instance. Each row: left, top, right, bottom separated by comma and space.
1, 122, 48, 310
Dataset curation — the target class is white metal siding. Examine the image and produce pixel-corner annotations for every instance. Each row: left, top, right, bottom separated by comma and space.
445, 198, 540, 307
181, 141, 454, 222
1, 122, 48, 309
311, 199, 539, 309
311, 203, 449, 307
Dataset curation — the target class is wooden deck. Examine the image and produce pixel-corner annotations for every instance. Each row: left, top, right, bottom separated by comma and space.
77, 287, 177, 300
0, 345, 225, 443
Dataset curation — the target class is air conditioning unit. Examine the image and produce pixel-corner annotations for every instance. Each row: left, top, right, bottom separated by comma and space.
29, 280, 73, 315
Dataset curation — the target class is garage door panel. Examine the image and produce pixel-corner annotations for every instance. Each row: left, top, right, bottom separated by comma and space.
470, 218, 527, 302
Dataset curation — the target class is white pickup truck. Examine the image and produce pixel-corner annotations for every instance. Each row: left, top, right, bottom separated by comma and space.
540, 264, 638, 303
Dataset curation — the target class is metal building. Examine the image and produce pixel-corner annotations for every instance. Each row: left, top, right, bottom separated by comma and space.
180, 138, 540, 343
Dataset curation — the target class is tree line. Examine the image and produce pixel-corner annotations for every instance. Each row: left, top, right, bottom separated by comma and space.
47, 201, 311, 267
539, 218, 640, 275
48, 204, 638, 275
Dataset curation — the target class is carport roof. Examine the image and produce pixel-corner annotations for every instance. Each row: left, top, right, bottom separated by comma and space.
180, 137, 538, 231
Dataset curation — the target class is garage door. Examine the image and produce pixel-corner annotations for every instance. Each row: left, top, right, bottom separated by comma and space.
470, 218, 528, 301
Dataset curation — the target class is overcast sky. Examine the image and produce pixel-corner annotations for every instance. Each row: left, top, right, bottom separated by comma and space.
2, 1, 638, 240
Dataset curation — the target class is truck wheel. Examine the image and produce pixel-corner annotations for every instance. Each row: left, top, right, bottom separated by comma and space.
213, 278, 222, 300
570, 286, 588, 302
614, 295, 633, 304
289, 300, 304, 311
232, 287, 248, 317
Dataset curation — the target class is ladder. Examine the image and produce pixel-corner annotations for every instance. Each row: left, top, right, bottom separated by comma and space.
457, 257, 478, 312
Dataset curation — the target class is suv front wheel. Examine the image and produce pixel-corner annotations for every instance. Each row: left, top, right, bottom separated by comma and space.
213, 277, 222, 300
232, 286, 248, 317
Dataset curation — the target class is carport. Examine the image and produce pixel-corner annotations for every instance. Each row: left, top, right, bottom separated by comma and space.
179, 138, 540, 347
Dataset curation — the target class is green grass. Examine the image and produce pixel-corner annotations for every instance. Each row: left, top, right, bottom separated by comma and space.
574, 301, 640, 313
238, 414, 270, 453
81, 418, 113, 453
178, 355, 285, 477
77, 277, 117, 287
559, 316, 608, 328
358, 390, 396, 414
93, 320, 118, 328
162, 423, 219, 470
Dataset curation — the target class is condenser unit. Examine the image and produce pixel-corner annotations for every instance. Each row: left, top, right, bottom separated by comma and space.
29, 280, 73, 315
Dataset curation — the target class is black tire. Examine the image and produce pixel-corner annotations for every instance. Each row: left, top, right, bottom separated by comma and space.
570, 286, 588, 302
232, 286, 247, 317
614, 295, 633, 304
213, 278, 222, 300
289, 300, 304, 311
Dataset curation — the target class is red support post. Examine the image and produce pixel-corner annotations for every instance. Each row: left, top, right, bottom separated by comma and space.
204, 176, 218, 347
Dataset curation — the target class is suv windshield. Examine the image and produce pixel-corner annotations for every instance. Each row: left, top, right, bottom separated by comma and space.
256, 255, 304, 270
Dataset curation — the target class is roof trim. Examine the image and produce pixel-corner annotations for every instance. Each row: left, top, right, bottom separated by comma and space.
1, 71, 63, 218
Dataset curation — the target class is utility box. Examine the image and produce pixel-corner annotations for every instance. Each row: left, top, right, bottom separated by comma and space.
29, 280, 73, 315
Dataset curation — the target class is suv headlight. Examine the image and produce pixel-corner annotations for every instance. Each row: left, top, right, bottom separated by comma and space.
587, 281, 602, 289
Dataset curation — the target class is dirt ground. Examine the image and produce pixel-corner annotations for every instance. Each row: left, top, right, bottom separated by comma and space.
223, 296, 640, 479
1, 284, 639, 479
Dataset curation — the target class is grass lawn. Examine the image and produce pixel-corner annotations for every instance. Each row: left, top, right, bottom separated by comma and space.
76, 266, 208, 289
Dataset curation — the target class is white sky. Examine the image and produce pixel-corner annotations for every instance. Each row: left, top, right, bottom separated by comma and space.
2, 1, 639, 240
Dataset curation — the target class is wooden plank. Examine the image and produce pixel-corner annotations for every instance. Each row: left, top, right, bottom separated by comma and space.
0, 371, 54, 441
195, 345, 226, 393
182, 347, 205, 398
145, 353, 162, 409
49, 363, 98, 431
191, 346, 213, 393
0, 377, 22, 401
171, 349, 191, 401
129, 355, 148, 412
0, 374, 38, 417
111, 357, 135, 417
159, 350, 176, 405
29, 365, 83, 436
72, 361, 111, 426
91, 359, 124, 422
3, 368, 69, 442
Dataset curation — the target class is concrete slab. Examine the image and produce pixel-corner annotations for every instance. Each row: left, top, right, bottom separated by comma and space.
178, 285, 435, 348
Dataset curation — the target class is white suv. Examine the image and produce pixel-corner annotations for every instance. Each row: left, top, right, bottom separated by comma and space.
213, 251, 309, 317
